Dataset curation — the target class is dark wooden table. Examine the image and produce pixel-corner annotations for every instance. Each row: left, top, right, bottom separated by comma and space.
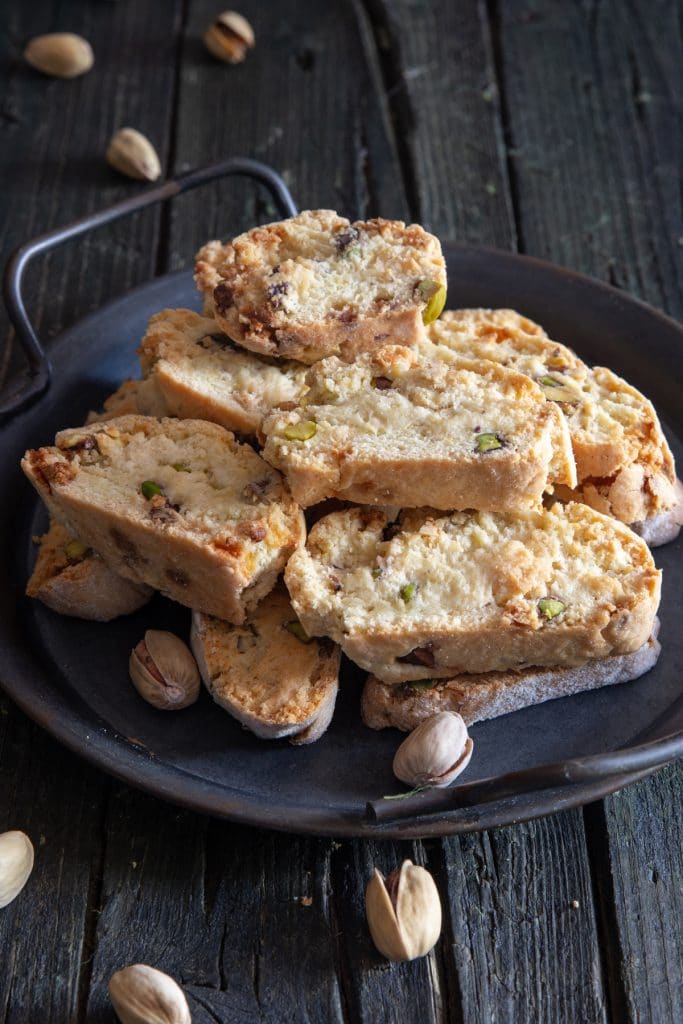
1, 2, 682, 1021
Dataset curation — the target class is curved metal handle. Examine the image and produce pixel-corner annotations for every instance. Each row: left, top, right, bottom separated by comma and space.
367, 728, 683, 825
1, 157, 298, 422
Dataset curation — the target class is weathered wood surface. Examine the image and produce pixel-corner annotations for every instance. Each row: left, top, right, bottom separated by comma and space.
0, 2, 681, 1022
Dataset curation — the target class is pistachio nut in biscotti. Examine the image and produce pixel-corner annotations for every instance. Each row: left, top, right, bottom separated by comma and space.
21, 415, 304, 623
194, 210, 447, 363
284, 503, 661, 684
262, 343, 576, 511
426, 309, 680, 541
191, 583, 341, 744
137, 308, 307, 434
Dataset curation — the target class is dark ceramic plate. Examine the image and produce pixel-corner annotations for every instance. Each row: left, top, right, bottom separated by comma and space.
1, 169, 682, 837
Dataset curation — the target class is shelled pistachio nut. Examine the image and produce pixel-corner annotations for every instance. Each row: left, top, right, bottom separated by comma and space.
129, 630, 200, 710
0, 830, 34, 909
106, 128, 161, 182
24, 33, 94, 78
108, 964, 191, 1024
366, 859, 442, 961
204, 11, 255, 63
393, 711, 473, 788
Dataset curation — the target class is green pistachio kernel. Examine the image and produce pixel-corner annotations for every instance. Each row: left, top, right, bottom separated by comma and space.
475, 432, 503, 453
141, 480, 164, 500
284, 420, 317, 442
172, 462, 191, 473
400, 582, 417, 603
417, 279, 447, 325
64, 539, 91, 563
409, 679, 438, 691
538, 597, 565, 620
371, 567, 383, 580
284, 620, 312, 644
538, 375, 561, 387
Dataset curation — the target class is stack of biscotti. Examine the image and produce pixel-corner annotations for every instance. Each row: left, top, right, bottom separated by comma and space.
22, 209, 673, 744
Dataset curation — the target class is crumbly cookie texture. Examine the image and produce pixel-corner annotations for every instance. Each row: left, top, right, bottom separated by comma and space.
191, 583, 340, 744
262, 343, 576, 510
26, 518, 152, 621
22, 415, 305, 623
284, 503, 661, 683
194, 210, 446, 363
427, 309, 677, 526
86, 376, 169, 423
137, 308, 308, 435
361, 625, 661, 729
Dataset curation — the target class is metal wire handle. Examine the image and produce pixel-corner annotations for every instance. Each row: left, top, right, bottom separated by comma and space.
1, 157, 298, 422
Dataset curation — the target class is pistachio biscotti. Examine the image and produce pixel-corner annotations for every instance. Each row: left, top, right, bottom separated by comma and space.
284, 504, 661, 683
427, 309, 679, 532
22, 416, 305, 623
194, 210, 446, 363
191, 584, 340, 744
361, 626, 661, 729
137, 308, 308, 434
27, 518, 153, 621
262, 343, 576, 510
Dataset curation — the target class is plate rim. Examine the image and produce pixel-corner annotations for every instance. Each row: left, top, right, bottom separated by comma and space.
1, 246, 682, 837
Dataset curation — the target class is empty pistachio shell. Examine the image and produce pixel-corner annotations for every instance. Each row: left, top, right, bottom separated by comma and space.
366, 860, 441, 961
129, 630, 200, 710
24, 33, 94, 78
106, 128, 161, 182
0, 830, 35, 909
204, 11, 255, 64
393, 711, 473, 788
108, 964, 191, 1024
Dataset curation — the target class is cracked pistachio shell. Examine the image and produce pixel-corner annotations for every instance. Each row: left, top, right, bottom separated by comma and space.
129, 630, 200, 710
24, 33, 94, 78
0, 830, 34, 909
366, 860, 442, 961
393, 711, 473, 788
109, 964, 191, 1024
204, 11, 255, 63
106, 128, 161, 182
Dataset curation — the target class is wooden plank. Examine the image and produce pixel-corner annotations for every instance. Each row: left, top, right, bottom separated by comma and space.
363, 0, 517, 243
165, 0, 410, 270
435, 817, 607, 1023
493, 0, 683, 317
586, 767, 683, 1023
0, 697, 108, 1024
0, 0, 182, 386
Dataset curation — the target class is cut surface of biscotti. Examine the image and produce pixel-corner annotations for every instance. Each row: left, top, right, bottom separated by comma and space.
361, 625, 661, 729
284, 503, 661, 683
427, 309, 677, 525
191, 584, 340, 744
137, 308, 308, 434
22, 416, 305, 623
26, 518, 152, 621
262, 343, 576, 510
194, 210, 446, 363
86, 376, 169, 423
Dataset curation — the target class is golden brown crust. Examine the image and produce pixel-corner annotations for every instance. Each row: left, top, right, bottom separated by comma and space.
22, 416, 305, 623
190, 583, 340, 743
194, 210, 446, 363
26, 518, 152, 621
361, 627, 661, 729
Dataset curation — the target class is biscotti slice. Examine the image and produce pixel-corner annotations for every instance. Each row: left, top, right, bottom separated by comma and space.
262, 343, 576, 510
86, 376, 168, 423
194, 210, 446, 363
284, 503, 661, 683
361, 625, 661, 729
137, 308, 308, 434
22, 415, 305, 623
26, 518, 152, 621
191, 584, 340, 744
427, 309, 677, 528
